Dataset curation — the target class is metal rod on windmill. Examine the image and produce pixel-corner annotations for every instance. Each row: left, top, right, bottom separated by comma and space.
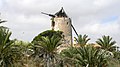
41, 12, 55, 17
41, 12, 55, 30
71, 23, 79, 37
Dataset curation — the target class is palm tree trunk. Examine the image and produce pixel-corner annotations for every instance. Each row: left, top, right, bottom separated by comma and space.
46, 54, 50, 67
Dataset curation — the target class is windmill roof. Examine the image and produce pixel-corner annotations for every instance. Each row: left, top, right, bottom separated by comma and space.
55, 7, 68, 17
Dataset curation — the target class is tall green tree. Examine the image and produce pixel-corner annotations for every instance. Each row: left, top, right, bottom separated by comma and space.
112, 48, 120, 64
32, 35, 62, 67
0, 16, 7, 29
60, 47, 80, 67
96, 35, 116, 52
60, 45, 112, 67
79, 46, 114, 67
31, 30, 63, 67
12, 40, 33, 67
0, 19, 6, 24
32, 30, 63, 42
0, 28, 13, 67
41, 35, 61, 67
0, 28, 15, 67
74, 34, 90, 47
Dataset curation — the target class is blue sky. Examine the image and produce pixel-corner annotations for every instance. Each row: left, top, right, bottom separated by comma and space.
102, 16, 118, 23
0, 0, 120, 47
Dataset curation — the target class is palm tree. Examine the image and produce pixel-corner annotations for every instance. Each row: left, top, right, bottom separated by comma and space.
0, 15, 7, 29
96, 35, 116, 52
60, 47, 80, 67
0, 14, 6, 24
74, 34, 90, 47
60, 45, 112, 67
0, 19, 6, 24
12, 40, 33, 67
32, 30, 63, 42
0, 28, 14, 67
31, 35, 62, 67
112, 49, 120, 64
31, 30, 63, 67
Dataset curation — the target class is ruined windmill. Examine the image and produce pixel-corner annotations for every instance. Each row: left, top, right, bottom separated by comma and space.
41, 7, 78, 46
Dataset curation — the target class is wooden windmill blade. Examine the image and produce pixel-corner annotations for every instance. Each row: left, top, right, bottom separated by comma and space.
69, 18, 78, 37
71, 23, 78, 37
41, 12, 55, 17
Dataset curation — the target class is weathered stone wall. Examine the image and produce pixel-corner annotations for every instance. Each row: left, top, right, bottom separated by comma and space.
54, 17, 72, 45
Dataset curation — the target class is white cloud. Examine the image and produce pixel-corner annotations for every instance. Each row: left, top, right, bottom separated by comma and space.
79, 21, 119, 34
94, 0, 113, 7
0, 0, 120, 47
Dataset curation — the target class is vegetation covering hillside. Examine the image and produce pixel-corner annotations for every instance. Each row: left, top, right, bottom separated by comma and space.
0, 16, 120, 67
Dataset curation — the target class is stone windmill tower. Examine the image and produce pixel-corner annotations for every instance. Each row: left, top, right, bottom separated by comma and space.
54, 7, 72, 45
41, 7, 74, 46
